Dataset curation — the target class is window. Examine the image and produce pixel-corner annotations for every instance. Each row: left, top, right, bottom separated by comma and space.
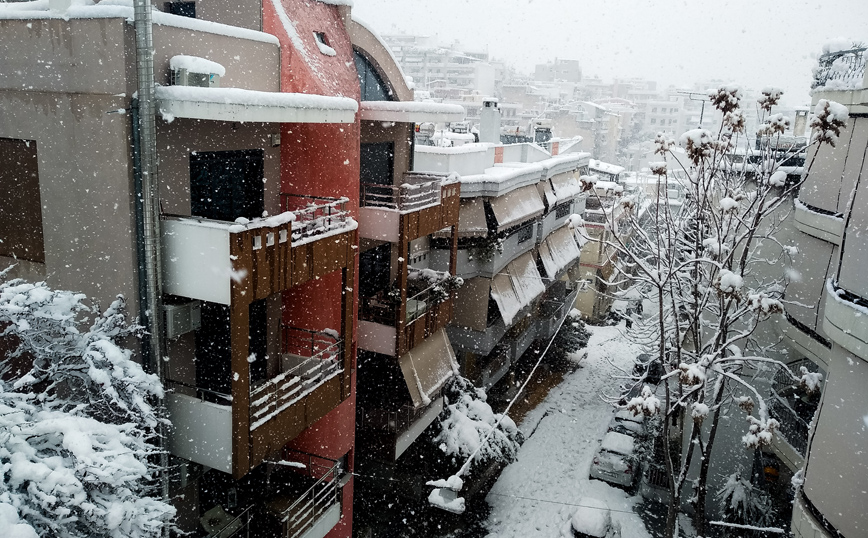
354, 50, 394, 101
164, 1, 195, 18
517, 224, 534, 244
650, 118, 656, 125
651, 107, 657, 113
190, 149, 265, 222
555, 203, 571, 219
0, 138, 44, 263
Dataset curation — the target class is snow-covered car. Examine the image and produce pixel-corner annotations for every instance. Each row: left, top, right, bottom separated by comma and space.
564, 497, 621, 538
589, 432, 637, 488
607, 409, 645, 438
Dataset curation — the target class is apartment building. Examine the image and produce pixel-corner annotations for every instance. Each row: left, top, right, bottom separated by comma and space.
413, 130, 589, 394
0, 1, 463, 537
786, 47, 868, 538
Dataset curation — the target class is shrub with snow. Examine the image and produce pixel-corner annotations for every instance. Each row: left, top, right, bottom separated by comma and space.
0, 278, 175, 538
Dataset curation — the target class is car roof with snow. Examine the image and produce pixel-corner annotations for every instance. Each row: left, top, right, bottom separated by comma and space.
571, 498, 611, 537
601, 431, 635, 455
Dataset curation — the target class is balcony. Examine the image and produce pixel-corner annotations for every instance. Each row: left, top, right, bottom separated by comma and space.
537, 285, 580, 341
358, 393, 445, 461
166, 327, 348, 479
359, 269, 456, 357
162, 196, 356, 305
793, 198, 844, 245
358, 173, 460, 243
432, 221, 538, 280
823, 281, 868, 356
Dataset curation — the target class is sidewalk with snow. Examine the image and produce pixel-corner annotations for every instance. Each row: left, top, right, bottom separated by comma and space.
483, 323, 653, 538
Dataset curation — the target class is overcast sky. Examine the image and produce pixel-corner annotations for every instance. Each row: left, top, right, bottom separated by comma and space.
352, 0, 868, 106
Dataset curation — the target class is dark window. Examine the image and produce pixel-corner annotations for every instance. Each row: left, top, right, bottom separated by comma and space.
164, 1, 195, 18
360, 142, 395, 206
359, 243, 391, 298
555, 203, 571, 219
314, 32, 329, 46
517, 224, 533, 244
0, 138, 44, 263
354, 50, 394, 101
190, 149, 264, 222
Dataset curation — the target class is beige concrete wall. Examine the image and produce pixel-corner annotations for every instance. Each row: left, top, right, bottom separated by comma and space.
156, 119, 282, 217
192, 0, 262, 32
0, 90, 138, 312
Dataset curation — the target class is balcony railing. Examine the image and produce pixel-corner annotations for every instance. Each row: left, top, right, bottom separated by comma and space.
360, 172, 450, 211
272, 454, 342, 538
249, 328, 343, 431
359, 389, 443, 435
812, 46, 867, 89
204, 505, 254, 538
768, 395, 809, 456
280, 194, 351, 243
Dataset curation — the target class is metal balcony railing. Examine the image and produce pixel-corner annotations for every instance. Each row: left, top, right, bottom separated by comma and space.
249, 327, 343, 431
280, 194, 350, 242
359, 388, 443, 435
276, 455, 342, 538
205, 505, 254, 538
360, 172, 449, 211
767, 395, 809, 456
812, 46, 867, 89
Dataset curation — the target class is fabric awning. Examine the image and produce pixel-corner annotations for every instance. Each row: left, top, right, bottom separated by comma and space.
397, 329, 458, 409
360, 101, 466, 123
550, 172, 583, 203
457, 198, 489, 237
489, 251, 546, 326
539, 225, 581, 279
155, 86, 358, 124
489, 184, 545, 232
538, 179, 557, 209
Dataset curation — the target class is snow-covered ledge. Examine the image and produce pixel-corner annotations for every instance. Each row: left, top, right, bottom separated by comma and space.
155, 86, 358, 124
359, 101, 465, 123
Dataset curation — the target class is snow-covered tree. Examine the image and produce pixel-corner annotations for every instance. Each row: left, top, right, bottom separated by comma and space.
715, 471, 773, 535
0, 277, 175, 538
546, 309, 590, 367
593, 86, 846, 537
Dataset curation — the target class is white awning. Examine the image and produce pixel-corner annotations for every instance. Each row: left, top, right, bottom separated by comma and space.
457, 198, 489, 237
489, 251, 546, 326
539, 225, 581, 279
551, 172, 583, 202
397, 329, 458, 409
155, 86, 358, 124
538, 179, 557, 208
360, 100, 466, 123
489, 184, 545, 232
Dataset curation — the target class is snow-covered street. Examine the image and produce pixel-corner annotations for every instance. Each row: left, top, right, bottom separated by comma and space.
483, 322, 653, 538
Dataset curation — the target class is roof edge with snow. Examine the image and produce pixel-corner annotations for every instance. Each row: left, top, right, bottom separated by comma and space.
360, 100, 465, 123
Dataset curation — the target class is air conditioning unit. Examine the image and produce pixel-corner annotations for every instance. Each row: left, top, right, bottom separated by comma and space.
164, 300, 201, 339
170, 68, 220, 88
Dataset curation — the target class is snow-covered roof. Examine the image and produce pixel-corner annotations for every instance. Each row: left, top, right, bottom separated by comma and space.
461, 163, 545, 198
589, 160, 625, 175
155, 86, 357, 124
360, 101, 465, 123
0, 0, 280, 45
600, 431, 635, 455
539, 225, 580, 279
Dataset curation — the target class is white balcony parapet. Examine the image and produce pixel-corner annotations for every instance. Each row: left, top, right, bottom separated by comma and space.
793, 197, 844, 245
155, 86, 358, 124
359, 100, 465, 123
823, 279, 868, 356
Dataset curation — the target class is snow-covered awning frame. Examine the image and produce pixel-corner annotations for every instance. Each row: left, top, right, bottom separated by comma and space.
359, 100, 466, 124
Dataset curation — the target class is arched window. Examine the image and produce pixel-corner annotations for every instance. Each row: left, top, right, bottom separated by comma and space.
354, 50, 395, 101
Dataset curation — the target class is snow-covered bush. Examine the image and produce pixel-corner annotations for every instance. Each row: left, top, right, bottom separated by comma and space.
431, 376, 523, 471
0, 278, 175, 538
716, 472, 772, 531
546, 309, 590, 367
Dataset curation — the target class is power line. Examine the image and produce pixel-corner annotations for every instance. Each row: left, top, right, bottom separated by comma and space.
487, 492, 642, 516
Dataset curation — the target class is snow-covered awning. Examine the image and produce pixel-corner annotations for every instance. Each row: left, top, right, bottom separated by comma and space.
551, 172, 583, 203
359, 101, 466, 123
489, 184, 545, 232
490, 252, 546, 326
539, 225, 581, 279
457, 198, 489, 238
538, 179, 557, 208
155, 86, 358, 124
397, 329, 457, 409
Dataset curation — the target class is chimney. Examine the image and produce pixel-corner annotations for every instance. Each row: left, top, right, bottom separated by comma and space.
793, 108, 808, 137
479, 98, 501, 144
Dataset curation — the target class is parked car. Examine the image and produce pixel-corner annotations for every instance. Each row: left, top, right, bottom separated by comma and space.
632, 353, 665, 385
589, 432, 637, 488
566, 497, 621, 538
607, 409, 645, 438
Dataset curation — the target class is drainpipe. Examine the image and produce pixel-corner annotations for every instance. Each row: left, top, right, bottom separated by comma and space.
133, 0, 170, 523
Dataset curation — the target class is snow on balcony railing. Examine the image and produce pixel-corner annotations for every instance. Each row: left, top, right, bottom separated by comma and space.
812, 44, 867, 90
360, 172, 453, 212
280, 194, 352, 244
275, 455, 342, 538
249, 327, 343, 431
